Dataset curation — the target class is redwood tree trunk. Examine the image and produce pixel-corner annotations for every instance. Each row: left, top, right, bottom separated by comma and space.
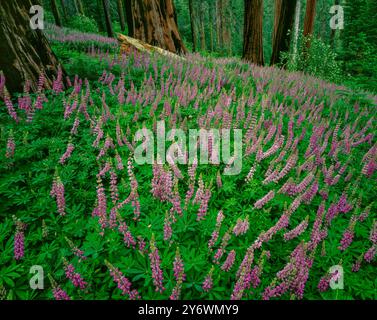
0, 0, 63, 95
242, 0, 264, 65
303, 0, 316, 37
126, 0, 187, 54
50, 0, 62, 27
188, 0, 197, 52
117, 0, 126, 32
270, 0, 297, 65
102, 0, 114, 38
273, 0, 282, 43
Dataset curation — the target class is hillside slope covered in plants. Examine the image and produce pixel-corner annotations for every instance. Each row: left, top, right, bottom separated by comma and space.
0, 26, 376, 300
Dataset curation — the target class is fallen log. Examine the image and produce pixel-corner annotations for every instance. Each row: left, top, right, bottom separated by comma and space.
117, 33, 186, 61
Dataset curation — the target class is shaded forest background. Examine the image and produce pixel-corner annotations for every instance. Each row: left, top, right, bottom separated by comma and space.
38, 0, 377, 92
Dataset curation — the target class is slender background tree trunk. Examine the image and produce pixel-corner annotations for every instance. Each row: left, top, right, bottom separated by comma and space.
124, 0, 133, 36
188, 0, 197, 52
76, 0, 85, 15
117, 0, 126, 32
96, 0, 105, 32
60, 0, 68, 22
292, 0, 301, 65
102, 0, 114, 38
199, 2, 206, 51
243, 0, 264, 65
209, 1, 214, 52
50, 0, 62, 27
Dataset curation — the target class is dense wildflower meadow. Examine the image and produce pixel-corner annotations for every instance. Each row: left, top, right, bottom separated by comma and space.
0, 26, 376, 300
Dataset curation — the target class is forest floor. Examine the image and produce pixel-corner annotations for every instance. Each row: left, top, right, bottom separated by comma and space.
0, 26, 376, 300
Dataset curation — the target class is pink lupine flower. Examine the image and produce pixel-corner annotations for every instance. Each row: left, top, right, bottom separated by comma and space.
302, 180, 319, 204
151, 164, 173, 202
358, 204, 371, 222
202, 267, 214, 292
59, 143, 74, 164
338, 216, 357, 251
5, 132, 15, 158
263, 243, 311, 300
364, 245, 376, 263
64, 262, 87, 289
99, 161, 111, 177
338, 230, 354, 251
317, 276, 330, 292
95, 175, 107, 231
246, 265, 261, 289
233, 217, 249, 236
70, 117, 80, 135
197, 188, 211, 221
213, 231, 231, 264
216, 171, 222, 188
362, 159, 377, 177
52, 287, 70, 300
221, 250, 236, 272
208, 211, 224, 250
115, 153, 124, 170
284, 216, 309, 241
137, 236, 147, 254
163, 211, 173, 241
149, 235, 165, 293
109, 170, 119, 204
245, 164, 257, 183
50, 175, 66, 216
53, 66, 64, 94
119, 222, 136, 248
14, 227, 25, 260
352, 255, 363, 272
254, 190, 275, 209
65, 237, 86, 261
337, 193, 352, 214
170, 247, 186, 300
4, 96, 18, 122
318, 270, 339, 293
106, 260, 140, 300
352, 261, 361, 272
232, 246, 255, 300
172, 248, 185, 282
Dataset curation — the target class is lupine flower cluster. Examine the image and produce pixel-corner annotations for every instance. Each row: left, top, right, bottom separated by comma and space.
63, 260, 87, 290
14, 219, 26, 261
50, 174, 66, 216
5, 130, 15, 158
170, 248, 185, 300
105, 260, 140, 300
202, 267, 214, 292
149, 235, 165, 293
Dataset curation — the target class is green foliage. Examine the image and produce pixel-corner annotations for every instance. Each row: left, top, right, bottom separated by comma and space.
67, 15, 98, 34
282, 35, 343, 83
